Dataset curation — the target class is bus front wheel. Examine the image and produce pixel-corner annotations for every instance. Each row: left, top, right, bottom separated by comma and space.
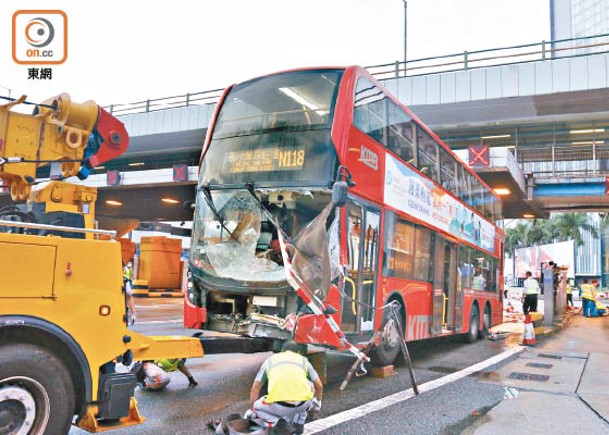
465, 307, 480, 343
370, 303, 404, 366
0, 344, 75, 435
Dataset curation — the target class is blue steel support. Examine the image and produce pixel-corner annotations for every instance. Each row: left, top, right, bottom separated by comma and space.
533, 181, 607, 197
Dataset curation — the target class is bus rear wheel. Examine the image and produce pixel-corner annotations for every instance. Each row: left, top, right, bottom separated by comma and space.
465, 307, 480, 343
480, 305, 491, 338
0, 344, 75, 435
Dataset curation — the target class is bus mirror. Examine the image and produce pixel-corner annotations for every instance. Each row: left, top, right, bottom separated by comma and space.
332, 181, 348, 207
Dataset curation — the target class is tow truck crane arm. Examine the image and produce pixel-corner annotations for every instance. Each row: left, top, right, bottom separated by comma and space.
0, 93, 203, 434
0, 93, 128, 200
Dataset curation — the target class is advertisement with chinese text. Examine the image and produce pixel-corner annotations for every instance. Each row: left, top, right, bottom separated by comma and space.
384, 154, 495, 253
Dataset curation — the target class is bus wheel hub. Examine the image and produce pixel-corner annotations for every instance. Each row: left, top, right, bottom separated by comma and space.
0, 384, 36, 435
381, 318, 400, 348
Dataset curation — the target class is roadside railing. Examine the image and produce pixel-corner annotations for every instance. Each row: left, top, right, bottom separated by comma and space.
104, 33, 609, 115
105, 88, 224, 116
515, 144, 609, 178
368, 33, 609, 79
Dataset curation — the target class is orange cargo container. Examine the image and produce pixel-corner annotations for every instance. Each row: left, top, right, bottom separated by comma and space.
138, 236, 182, 289
118, 238, 136, 265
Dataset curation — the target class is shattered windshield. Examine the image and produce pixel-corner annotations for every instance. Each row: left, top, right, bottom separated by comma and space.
190, 188, 340, 298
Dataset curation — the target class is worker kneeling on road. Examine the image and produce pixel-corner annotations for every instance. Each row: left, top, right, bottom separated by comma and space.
247, 341, 323, 434
133, 358, 198, 390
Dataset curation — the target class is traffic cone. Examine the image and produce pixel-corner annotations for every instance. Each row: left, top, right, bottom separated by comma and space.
521, 314, 536, 346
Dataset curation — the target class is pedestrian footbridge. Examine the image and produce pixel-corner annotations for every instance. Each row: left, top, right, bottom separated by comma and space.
4, 34, 609, 221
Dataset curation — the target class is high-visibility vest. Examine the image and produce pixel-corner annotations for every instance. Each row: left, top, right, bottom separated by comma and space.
155, 358, 185, 373
265, 351, 314, 403
581, 284, 596, 301
566, 285, 573, 295
123, 266, 133, 280
523, 278, 539, 295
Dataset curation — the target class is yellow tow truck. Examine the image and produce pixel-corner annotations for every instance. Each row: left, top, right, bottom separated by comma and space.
0, 94, 203, 434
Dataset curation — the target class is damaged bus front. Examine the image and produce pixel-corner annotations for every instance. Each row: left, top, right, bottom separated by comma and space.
185, 69, 346, 346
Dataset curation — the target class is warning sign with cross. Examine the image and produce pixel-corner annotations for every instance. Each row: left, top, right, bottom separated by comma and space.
107, 170, 121, 186
173, 164, 188, 182
468, 145, 490, 167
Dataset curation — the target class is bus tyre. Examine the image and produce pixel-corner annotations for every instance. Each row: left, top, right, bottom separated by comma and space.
465, 307, 480, 343
370, 306, 403, 366
0, 344, 75, 435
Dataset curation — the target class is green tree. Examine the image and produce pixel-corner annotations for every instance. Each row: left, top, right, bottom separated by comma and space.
504, 222, 530, 259
526, 219, 555, 246
552, 213, 598, 246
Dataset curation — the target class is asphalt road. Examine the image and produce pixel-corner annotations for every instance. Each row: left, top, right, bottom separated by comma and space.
70, 298, 518, 435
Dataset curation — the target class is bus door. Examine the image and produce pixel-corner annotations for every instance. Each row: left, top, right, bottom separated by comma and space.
342, 200, 380, 337
431, 235, 457, 335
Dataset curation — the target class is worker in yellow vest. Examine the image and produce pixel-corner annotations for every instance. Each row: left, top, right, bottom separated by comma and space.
132, 358, 197, 390
122, 260, 137, 324
522, 271, 540, 315
580, 278, 597, 317
155, 358, 198, 387
247, 341, 323, 434
596, 300, 607, 316
566, 282, 574, 307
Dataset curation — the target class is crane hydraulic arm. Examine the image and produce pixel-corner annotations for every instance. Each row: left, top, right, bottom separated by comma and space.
0, 93, 129, 201
0, 93, 203, 434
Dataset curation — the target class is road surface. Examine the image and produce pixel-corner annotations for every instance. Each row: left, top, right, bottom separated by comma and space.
70, 298, 520, 435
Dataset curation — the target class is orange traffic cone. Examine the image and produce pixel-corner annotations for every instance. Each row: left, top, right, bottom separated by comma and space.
522, 314, 536, 346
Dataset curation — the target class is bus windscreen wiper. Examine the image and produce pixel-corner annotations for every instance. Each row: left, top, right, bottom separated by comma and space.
200, 184, 233, 237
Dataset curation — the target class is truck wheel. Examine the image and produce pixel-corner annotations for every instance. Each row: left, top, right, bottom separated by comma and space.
0, 344, 75, 435
370, 303, 404, 366
465, 307, 480, 343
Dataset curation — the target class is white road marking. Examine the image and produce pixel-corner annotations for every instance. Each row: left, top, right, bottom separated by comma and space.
304, 346, 525, 434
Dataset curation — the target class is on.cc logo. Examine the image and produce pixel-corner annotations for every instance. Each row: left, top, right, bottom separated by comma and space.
25, 17, 55, 48
12, 10, 67, 65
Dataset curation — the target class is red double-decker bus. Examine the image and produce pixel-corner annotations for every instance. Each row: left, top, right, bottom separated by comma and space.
184, 66, 504, 364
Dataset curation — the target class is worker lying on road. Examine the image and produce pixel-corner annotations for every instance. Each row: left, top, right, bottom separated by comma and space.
133, 358, 198, 390
246, 341, 323, 435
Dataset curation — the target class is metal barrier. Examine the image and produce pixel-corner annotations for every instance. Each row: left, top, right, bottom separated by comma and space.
516, 144, 609, 178
106, 88, 224, 116
368, 33, 609, 79
103, 33, 609, 115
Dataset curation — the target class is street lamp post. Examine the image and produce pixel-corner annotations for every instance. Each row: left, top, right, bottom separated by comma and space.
403, 0, 408, 76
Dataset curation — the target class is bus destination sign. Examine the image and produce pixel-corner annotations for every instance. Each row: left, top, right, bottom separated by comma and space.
228, 147, 305, 173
